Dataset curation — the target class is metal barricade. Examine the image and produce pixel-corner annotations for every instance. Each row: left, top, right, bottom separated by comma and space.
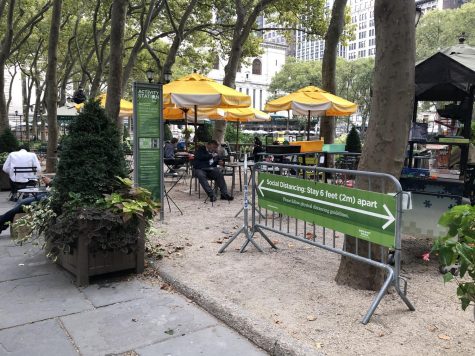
220, 159, 414, 324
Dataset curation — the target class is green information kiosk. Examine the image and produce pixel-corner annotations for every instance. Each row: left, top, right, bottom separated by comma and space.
133, 82, 163, 219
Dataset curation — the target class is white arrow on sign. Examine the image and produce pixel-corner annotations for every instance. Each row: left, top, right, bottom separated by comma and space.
258, 180, 395, 230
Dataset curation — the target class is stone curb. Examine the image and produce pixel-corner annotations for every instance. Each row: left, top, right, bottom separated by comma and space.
157, 266, 320, 356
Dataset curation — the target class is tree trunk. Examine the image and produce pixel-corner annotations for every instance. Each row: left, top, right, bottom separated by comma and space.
335, 0, 415, 290
34, 79, 44, 141
0, 63, 8, 132
105, 0, 128, 127
321, 0, 347, 145
160, 0, 199, 83
0, 0, 15, 132
45, 0, 62, 173
216, 0, 276, 144
6, 66, 17, 113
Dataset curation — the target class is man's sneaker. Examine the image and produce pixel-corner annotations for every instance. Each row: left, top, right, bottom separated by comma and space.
209, 194, 217, 202
221, 193, 234, 201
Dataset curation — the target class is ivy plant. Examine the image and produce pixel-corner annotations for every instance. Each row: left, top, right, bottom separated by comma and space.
431, 205, 475, 313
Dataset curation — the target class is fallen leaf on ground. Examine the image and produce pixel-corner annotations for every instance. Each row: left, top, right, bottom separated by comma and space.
272, 240, 279, 245
438, 334, 451, 341
306, 232, 314, 240
288, 243, 294, 248
307, 315, 317, 321
164, 328, 174, 335
315, 342, 323, 349
274, 319, 282, 324
428, 324, 438, 332
214, 239, 223, 244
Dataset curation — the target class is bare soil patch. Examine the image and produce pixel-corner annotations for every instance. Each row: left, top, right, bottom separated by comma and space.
150, 177, 475, 355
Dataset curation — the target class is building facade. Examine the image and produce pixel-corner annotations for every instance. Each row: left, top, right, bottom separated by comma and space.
207, 41, 287, 112
293, 0, 466, 62
416, 0, 467, 12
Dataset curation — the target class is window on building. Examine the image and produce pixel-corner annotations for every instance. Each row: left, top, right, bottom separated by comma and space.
252, 58, 262, 75
259, 90, 263, 110
253, 89, 256, 107
369, 28, 375, 37
359, 41, 365, 48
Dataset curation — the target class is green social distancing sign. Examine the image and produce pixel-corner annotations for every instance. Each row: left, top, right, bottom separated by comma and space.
257, 173, 397, 248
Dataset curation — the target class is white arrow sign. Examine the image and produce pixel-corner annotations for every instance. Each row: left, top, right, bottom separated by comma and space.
258, 180, 395, 230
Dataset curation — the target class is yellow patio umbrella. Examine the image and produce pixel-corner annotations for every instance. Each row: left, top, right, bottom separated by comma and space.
187, 107, 270, 149
264, 86, 357, 140
163, 73, 251, 143
75, 93, 134, 116
222, 107, 270, 150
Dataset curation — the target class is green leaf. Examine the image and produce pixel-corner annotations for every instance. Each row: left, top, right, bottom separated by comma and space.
460, 297, 471, 311
443, 272, 454, 283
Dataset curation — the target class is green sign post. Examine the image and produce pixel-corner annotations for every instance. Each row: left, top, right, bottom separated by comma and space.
133, 82, 163, 217
257, 173, 397, 248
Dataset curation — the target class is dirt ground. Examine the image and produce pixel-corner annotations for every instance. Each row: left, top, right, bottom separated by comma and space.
149, 175, 475, 355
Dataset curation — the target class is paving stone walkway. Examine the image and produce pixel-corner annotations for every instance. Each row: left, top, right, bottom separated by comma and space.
0, 193, 266, 356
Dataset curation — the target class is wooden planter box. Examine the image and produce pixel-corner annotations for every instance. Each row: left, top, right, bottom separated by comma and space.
0, 170, 11, 191
57, 222, 145, 286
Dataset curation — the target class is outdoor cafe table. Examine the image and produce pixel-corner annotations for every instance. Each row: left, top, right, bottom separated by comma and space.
17, 187, 49, 200
225, 161, 255, 196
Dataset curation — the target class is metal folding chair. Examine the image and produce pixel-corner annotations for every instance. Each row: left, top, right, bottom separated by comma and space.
10, 166, 38, 201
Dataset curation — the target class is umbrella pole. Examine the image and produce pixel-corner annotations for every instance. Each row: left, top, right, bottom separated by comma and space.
307, 110, 311, 141
287, 109, 290, 131
184, 110, 188, 151
194, 104, 198, 146
236, 122, 240, 152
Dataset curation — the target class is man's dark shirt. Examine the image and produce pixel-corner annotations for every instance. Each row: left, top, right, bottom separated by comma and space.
194, 145, 218, 170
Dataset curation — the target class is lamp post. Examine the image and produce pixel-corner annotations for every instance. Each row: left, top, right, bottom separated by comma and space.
14, 110, 23, 142
146, 68, 154, 83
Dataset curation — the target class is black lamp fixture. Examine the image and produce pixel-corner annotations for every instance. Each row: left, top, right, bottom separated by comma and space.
164, 69, 172, 84
146, 68, 154, 83
415, 6, 422, 27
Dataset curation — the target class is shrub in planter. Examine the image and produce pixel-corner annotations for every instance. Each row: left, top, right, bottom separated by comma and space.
13, 100, 158, 285
195, 123, 213, 143
0, 127, 19, 153
164, 124, 173, 142
345, 126, 362, 153
431, 205, 475, 318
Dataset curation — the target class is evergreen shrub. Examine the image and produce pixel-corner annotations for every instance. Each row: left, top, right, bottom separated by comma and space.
345, 126, 362, 153
0, 127, 19, 153
52, 99, 127, 211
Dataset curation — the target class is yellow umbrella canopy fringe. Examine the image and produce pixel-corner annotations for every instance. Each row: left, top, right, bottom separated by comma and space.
264, 86, 357, 116
75, 93, 133, 116
163, 73, 251, 109
264, 86, 357, 140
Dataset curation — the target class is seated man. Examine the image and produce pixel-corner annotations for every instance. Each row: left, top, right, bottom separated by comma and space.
2, 145, 42, 201
164, 138, 186, 174
194, 140, 233, 202
0, 176, 51, 234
